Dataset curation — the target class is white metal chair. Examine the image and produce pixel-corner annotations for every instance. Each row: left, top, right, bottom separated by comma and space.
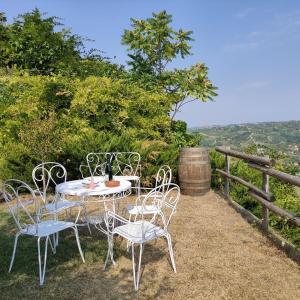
3, 179, 85, 285
125, 165, 172, 221
32, 162, 84, 244
32, 162, 82, 214
104, 183, 180, 291
79, 152, 141, 189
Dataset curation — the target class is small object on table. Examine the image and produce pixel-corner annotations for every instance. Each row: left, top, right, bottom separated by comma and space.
105, 180, 120, 188
88, 177, 97, 189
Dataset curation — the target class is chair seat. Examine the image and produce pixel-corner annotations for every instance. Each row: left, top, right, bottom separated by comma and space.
126, 204, 160, 215
113, 220, 165, 244
82, 214, 105, 225
45, 200, 80, 212
21, 220, 75, 237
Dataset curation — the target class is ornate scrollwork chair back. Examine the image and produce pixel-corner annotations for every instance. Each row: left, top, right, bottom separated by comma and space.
32, 162, 67, 204
80, 152, 141, 178
3, 179, 39, 233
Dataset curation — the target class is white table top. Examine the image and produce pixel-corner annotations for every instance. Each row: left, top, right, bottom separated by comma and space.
56, 178, 132, 197
114, 175, 139, 181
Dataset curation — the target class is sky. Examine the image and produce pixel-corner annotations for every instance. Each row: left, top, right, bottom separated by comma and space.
1, 0, 300, 127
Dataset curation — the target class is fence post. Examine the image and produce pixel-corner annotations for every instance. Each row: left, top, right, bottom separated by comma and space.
262, 172, 269, 231
225, 150, 230, 200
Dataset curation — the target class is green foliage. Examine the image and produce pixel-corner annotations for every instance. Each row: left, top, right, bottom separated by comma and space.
0, 12, 9, 68
171, 120, 202, 147
59, 58, 127, 80
19, 114, 64, 161
69, 76, 172, 138
210, 145, 300, 247
122, 10, 217, 117
0, 9, 211, 187
196, 121, 300, 164
0, 9, 123, 79
209, 150, 225, 190
122, 10, 193, 76
0, 74, 190, 185
0, 9, 83, 74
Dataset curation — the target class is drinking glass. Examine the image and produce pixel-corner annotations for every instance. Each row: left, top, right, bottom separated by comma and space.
99, 164, 106, 187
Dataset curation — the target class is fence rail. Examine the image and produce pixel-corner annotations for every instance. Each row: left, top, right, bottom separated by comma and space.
215, 146, 275, 166
215, 146, 300, 232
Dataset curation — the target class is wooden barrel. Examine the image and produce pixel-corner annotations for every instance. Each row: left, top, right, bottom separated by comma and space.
178, 147, 211, 196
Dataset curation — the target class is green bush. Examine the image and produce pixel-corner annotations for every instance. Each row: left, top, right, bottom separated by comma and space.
210, 146, 300, 247
0, 74, 195, 185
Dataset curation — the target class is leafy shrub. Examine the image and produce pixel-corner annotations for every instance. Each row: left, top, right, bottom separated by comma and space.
210, 146, 300, 247
0, 74, 195, 185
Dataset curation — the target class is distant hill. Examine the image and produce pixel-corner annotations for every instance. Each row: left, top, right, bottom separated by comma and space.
190, 120, 300, 159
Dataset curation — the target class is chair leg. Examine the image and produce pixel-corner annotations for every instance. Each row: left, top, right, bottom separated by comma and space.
8, 232, 20, 273
82, 206, 91, 235
126, 215, 132, 252
109, 235, 115, 266
72, 227, 85, 263
104, 243, 110, 270
37, 236, 49, 285
165, 234, 176, 273
53, 214, 60, 247
87, 222, 92, 235
55, 232, 59, 247
104, 235, 112, 269
136, 179, 141, 196
49, 235, 57, 254
126, 240, 131, 252
83, 206, 92, 235
104, 234, 115, 270
131, 243, 143, 291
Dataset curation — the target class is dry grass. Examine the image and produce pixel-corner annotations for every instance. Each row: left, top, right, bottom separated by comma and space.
1, 191, 300, 299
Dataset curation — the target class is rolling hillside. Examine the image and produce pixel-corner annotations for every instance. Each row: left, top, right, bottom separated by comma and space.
190, 120, 300, 160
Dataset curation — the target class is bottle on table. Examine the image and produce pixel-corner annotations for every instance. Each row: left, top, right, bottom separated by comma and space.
105, 155, 114, 181
108, 161, 113, 181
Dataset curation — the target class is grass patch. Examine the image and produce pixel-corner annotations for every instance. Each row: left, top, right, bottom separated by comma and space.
0, 203, 124, 299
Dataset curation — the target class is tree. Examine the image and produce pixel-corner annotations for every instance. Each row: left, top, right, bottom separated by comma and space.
0, 9, 83, 75
122, 10, 217, 118
0, 9, 128, 78
0, 12, 10, 70
122, 10, 193, 77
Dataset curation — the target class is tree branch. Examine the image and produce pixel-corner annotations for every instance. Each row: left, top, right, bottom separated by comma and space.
170, 97, 197, 120
177, 97, 196, 110
170, 102, 179, 120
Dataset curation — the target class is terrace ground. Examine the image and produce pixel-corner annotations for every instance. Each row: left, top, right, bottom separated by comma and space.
1, 191, 300, 299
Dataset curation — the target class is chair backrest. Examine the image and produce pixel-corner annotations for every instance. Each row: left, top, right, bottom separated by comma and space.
80, 152, 141, 178
154, 165, 172, 191
32, 162, 67, 203
141, 183, 180, 230
3, 179, 38, 233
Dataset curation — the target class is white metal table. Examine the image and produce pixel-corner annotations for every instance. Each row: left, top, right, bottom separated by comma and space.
56, 177, 132, 233
56, 177, 132, 197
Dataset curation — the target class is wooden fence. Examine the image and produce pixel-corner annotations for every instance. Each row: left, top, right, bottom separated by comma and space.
215, 146, 300, 233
